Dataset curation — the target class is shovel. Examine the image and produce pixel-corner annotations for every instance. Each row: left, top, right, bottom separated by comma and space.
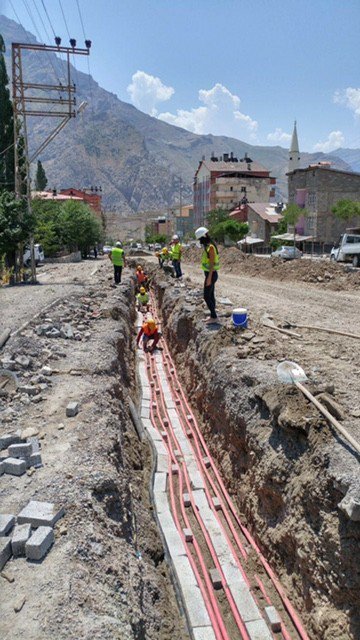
277, 361, 360, 456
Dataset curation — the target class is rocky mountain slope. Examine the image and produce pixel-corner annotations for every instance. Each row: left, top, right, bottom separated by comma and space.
0, 15, 357, 214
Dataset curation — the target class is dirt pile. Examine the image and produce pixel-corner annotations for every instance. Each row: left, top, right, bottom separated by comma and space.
154, 272, 360, 640
183, 246, 360, 291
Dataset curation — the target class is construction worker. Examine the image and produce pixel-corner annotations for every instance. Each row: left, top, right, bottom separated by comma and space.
135, 265, 148, 290
109, 241, 126, 284
195, 227, 220, 324
136, 317, 162, 353
136, 286, 150, 311
158, 246, 171, 269
171, 235, 183, 278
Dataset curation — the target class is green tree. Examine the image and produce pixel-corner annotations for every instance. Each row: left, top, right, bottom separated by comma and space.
211, 219, 248, 243
332, 199, 360, 221
0, 190, 35, 266
281, 203, 308, 248
32, 198, 64, 256
206, 208, 229, 236
35, 160, 48, 191
0, 35, 15, 192
60, 200, 103, 257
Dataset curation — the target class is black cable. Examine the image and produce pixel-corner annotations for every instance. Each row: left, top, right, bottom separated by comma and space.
75, 0, 86, 41
40, 0, 56, 38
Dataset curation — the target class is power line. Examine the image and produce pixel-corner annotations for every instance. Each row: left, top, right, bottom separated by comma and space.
75, 0, 86, 40
40, 0, 56, 38
58, 0, 80, 89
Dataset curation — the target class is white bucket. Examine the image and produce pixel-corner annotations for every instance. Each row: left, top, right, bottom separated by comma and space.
232, 307, 248, 328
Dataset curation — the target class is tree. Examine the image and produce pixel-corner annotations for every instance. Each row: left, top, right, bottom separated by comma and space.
211, 219, 248, 243
0, 35, 15, 192
332, 199, 360, 221
59, 200, 103, 257
32, 198, 64, 256
206, 208, 229, 237
281, 203, 308, 248
0, 190, 35, 267
35, 160, 48, 191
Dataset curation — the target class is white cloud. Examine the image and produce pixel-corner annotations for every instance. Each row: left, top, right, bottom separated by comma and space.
127, 71, 174, 116
334, 87, 360, 117
313, 130, 345, 153
158, 82, 258, 140
267, 128, 292, 144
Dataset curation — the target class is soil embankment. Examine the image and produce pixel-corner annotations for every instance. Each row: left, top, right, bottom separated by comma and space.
152, 267, 360, 640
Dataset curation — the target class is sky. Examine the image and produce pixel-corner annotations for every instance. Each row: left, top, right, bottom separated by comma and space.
1, 0, 360, 152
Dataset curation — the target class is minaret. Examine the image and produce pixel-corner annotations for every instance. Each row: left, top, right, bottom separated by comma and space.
288, 120, 300, 173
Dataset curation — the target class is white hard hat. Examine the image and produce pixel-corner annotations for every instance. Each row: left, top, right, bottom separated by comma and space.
172, 234, 179, 241
195, 227, 209, 240
115, 241, 122, 247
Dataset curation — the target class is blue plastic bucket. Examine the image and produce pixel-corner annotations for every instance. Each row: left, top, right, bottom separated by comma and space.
232, 307, 248, 328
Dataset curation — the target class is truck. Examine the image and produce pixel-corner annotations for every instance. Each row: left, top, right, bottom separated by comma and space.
330, 228, 360, 267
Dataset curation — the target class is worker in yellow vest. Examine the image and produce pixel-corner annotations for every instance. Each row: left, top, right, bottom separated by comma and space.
109, 241, 126, 284
171, 235, 182, 278
195, 227, 220, 324
136, 286, 150, 311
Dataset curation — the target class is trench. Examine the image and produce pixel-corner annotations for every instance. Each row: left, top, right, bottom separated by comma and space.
133, 266, 360, 640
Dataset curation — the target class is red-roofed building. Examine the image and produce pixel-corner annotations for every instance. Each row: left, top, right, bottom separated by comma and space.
193, 152, 276, 226
60, 188, 102, 217
231, 202, 284, 245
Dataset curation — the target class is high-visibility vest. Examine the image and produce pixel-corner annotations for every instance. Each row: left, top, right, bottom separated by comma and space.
171, 243, 182, 260
201, 244, 220, 271
137, 292, 149, 304
143, 322, 157, 336
111, 247, 124, 266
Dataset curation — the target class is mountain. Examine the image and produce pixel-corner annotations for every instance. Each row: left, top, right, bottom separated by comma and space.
0, 15, 357, 215
330, 148, 360, 174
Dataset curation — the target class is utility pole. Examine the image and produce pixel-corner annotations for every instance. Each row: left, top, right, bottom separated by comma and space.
12, 39, 91, 283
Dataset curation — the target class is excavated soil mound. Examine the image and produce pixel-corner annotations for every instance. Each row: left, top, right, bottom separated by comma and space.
183, 246, 360, 291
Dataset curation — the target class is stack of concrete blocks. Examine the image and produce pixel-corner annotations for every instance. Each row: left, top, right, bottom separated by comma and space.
0, 431, 42, 477
0, 501, 64, 570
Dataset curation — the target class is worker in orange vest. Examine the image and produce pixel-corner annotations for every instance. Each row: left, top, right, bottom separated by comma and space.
136, 317, 162, 353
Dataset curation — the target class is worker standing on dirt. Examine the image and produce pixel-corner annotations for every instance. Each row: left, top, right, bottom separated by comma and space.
171, 235, 183, 278
195, 227, 220, 324
136, 317, 162, 353
136, 286, 150, 311
109, 241, 126, 285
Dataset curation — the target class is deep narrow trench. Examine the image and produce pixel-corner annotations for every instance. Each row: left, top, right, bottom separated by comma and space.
144, 269, 359, 640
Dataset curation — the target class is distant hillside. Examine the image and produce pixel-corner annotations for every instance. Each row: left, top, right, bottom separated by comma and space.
0, 15, 356, 215
331, 148, 360, 173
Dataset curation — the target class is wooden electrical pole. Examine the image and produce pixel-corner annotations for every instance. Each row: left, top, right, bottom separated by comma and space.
12, 40, 90, 282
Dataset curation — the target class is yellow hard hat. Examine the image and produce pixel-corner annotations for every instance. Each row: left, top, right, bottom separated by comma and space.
163, 247, 168, 253
140, 286, 146, 294
147, 317, 156, 327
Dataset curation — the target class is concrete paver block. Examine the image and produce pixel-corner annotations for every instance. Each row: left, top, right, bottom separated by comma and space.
26, 526, 54, 560
183, 493, 191, 507
209, 567, 222, 590
153, 472, 167, 493
229, 582, 262, 623
183, 528, 193, 542
0, 514, 15, 536
192, 489, 209, 510
11, 523, 32, 557
140, 406, 150, 419
163, 526, 187, 559
181, 583, 211, 628
193, 627, 217, 640
154, 490, 170, 515
0, 461, 4, 475
156, 454, 169, 473
3, 457, 26, 476
203, 457, 211, 468
222, 560, 246, 587
29, 452, 42, 468
265, 606, 281, 632
146, 425, 163, 443
172, 554, 197, 586
18, 500, 65, 528
212, 497, 221, 511
0, 537, 12, 570
171, 464, 179, 475
8, 442, 33, 459
66, 402, 79, 417
154, 439, 168, 457
0, 432, 21, 450
245, 618, 273, 640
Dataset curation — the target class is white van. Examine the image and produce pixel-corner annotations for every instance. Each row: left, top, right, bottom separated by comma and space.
330, 230, 360, 267
23, 244, 45, 267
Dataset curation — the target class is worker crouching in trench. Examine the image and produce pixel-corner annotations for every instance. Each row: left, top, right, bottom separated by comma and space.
136, 317, 162, 354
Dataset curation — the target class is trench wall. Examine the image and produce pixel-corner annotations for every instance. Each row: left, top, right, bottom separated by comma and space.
154, 274, 360, 640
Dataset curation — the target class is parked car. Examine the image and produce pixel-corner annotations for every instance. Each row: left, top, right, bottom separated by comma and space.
330, 229, 360, 267
136, 243, 142, 249
102, 245, 112, 254
23, 244, 44, 266
154, 243, 162, 251
271, 245, 302, 260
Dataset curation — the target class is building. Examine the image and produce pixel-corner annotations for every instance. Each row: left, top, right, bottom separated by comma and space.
60, 188, 102, 217
193, 152, 276, 227
174, 204, 194, 239
287, 164, 360, 244
230, 202, 284, 247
